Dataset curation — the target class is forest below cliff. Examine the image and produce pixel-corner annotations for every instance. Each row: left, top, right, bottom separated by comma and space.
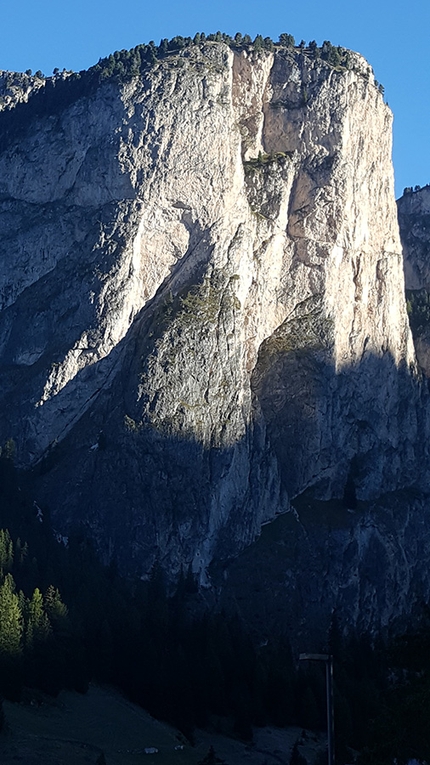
0, 448, 429, 764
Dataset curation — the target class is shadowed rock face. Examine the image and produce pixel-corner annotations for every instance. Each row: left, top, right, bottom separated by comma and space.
398, 186, 430, 375
0, 43, 425, 593
212, 489, 430, 648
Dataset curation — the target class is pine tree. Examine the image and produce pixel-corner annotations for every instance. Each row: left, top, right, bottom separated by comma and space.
15, 538, 28, 566
0, 574, 23, 657
44, 585, 68, 632
27, 588, 51, 647
308, 40, 319, 58
0, 530, 13, 572
279, 33, 295, 48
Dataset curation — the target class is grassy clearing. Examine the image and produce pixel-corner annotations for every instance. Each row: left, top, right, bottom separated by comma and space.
0, 685, 197, 765
0, 684, 324, 765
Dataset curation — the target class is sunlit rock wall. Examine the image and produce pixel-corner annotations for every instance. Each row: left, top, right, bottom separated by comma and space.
0, 43, 421, 579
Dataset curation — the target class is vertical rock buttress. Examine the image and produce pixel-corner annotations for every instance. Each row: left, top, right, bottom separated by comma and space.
0, 43, 419, 577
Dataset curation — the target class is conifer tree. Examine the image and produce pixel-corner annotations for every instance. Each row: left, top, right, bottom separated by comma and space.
27, 588, 51, 646
279, 33, 295, 48
0, 573, 23, 657
0, 530, 13, 572
308, 40, 319, 58
44, 585, 68, 632
15, 538, 28, 566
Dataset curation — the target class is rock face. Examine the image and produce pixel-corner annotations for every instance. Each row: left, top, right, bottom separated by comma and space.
0, 42, 423, 588
398, 186, 430, 291
0, 70, 46, 111
214, 491, 430, 647
398, 186, 430, 375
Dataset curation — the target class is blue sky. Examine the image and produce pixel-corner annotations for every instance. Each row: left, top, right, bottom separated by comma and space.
0, 0, 428, 197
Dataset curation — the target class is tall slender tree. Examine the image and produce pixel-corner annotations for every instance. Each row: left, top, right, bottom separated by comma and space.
0, 574, 23, 657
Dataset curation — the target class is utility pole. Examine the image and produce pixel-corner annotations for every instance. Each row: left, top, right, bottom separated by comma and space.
299, 653, 334, 765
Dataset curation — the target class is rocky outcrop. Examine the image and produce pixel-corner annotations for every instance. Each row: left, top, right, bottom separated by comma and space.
0, 71, 46, 111
398, 185, 430, 290
213, 490, 430, 646
0, 42, 423, 583
398, 186, 430, 375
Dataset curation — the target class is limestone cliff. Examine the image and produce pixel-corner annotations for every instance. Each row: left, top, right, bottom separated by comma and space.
398, 186, 430, 375
214, 490, 430, 646
0, 70, 45, 111
398, 185, 430, 291
0, 41, 422, 584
